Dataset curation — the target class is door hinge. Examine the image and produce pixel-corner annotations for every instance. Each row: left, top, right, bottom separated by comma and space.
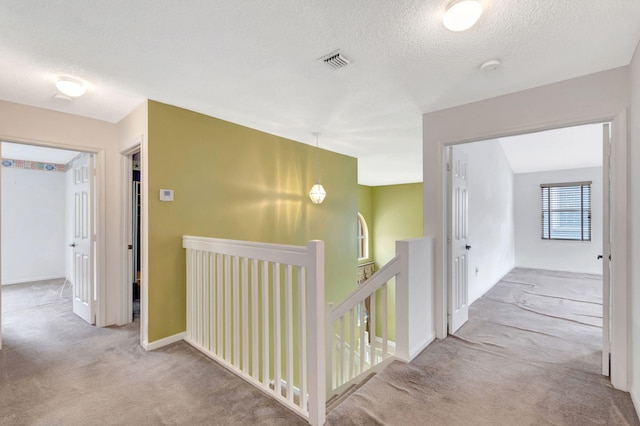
446, 163, 451, 172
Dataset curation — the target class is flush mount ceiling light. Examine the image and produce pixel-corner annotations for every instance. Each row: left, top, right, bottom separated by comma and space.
443, 0, 483, 32
55, 77, 86, 97
308, 132, 327, 204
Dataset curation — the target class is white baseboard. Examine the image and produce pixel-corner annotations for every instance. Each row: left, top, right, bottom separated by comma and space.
631, 385, 640, 421
1, 275, 66, 286
409, 332, 435, 361
143, 331, 186, 351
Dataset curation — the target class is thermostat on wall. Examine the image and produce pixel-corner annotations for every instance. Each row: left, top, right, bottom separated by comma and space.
159, 189, 174, 201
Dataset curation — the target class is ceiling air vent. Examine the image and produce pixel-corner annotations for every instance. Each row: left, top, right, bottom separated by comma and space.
319, 50, 351, 70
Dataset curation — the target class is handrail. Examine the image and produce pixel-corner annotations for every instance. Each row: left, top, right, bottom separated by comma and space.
330, 257, 400, 322
183, 235, 311, 266
183, 235, 325, 426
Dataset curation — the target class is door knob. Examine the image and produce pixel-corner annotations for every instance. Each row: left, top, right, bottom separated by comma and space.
465, 245, 472, 250
597, 255, 603, 260
69, 243, 76, 248
128, 244, 133, 250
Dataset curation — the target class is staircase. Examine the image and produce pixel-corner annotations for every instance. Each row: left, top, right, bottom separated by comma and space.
182, 235, 435, 425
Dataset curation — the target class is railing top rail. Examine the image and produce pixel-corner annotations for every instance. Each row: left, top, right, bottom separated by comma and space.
330, 256, 401, 322
183, 235, 320, 267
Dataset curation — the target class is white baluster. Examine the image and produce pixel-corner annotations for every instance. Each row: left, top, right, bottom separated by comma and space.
273, 262, 281, 396
251, 258, 259, 380
225, 254, 231, 361
381, 284, 388, 359
261, 260, 270, 388
369, 292, 376, 366
298, 266, 307, 410
216, 253, 223, 357
285, 264, 293, 402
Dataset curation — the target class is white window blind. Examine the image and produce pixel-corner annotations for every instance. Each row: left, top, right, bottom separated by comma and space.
541, 181, 591, 241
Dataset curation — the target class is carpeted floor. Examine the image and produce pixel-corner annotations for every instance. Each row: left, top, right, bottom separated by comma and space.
2, 271, 638, 425
0, 279, 307, 425
326, 268, 640, 425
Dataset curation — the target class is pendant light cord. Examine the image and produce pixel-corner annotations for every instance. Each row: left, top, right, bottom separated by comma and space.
313, 132, 320, 183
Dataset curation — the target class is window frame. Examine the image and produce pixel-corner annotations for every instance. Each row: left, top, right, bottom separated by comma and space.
540, 181, 592, 242
357, 212, 369, 261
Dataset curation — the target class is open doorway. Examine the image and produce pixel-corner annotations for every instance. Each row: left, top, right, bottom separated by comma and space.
1, 141, 99, 333
445, 122, 609, 375
123, 148, 142, 328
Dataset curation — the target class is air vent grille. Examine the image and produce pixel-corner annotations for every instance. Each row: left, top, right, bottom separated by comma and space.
319, 50, 351, 70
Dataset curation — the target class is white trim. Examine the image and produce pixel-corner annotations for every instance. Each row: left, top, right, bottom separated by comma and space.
0, 136, 106, 339
423, 68, 630, 390
1, 275, 66, 286
143, 331, 186, 351
408, 333, 435, 361
119, 140, 141, 326
139, 136, 149, 349
631, 385, 640, 421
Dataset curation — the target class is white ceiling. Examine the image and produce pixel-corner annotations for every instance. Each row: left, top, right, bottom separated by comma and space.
0, 1, 639, 185
1, 142, 81, 164
498, 123, 603, 174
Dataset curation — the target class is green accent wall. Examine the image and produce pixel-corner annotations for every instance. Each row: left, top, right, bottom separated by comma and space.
358, 183, 423, 341
371, 183, 423, 266
147, 101, 358, 342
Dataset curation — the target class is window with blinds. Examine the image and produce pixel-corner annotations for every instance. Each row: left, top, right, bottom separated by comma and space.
541, 182, 591, 241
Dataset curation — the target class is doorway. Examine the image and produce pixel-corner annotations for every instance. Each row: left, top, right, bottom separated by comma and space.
436, 113, 628, 390
123, 148, 143, 329
445, 123, 607, 370
0, 141, 99, 340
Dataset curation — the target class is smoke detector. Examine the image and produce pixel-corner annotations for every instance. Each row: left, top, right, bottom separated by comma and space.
318, 50, 351, 70
480, 59, 501, 72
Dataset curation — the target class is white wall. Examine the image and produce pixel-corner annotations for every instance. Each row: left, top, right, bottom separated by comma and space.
514, 167, 603, 274
457, 140, 515, 304
628, 41, 640, 415
1, 167, 65, 284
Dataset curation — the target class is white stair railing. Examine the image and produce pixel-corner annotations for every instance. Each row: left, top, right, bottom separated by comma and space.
327, 257, 399, 393
183, 236, 326, 426
326, 237, 435, 397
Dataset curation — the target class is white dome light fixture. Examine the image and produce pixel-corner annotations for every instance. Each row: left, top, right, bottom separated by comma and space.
56, 77, 86, 97
308, 132, 327, 204
443, 0, 483, 32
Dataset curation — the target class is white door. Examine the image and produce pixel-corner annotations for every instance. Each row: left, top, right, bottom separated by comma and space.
601, 123, 611, 376
448, 147, 470, 334
72, 153, 95, 324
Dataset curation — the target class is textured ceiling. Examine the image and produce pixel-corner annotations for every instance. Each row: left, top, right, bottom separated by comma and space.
0, 1, 639, 185
498, 123, 603, 174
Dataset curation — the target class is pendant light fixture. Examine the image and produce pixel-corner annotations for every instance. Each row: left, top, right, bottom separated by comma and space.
308, 132, 327, 204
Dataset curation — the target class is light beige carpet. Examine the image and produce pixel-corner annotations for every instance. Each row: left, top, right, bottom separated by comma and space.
0, 279, 306, 425
326, 268, 640, 425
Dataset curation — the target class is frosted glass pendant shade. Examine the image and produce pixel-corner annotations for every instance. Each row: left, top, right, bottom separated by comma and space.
309, 182, 326, 204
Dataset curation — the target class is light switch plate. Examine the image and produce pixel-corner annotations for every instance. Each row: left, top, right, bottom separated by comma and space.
159, 189, 174, 201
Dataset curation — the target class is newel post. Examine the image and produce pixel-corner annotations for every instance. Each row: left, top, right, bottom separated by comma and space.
395, 237, 435, 363
307, 240, 326, 426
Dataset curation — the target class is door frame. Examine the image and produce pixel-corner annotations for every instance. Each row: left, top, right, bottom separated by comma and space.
121, 146, 138, 325
434, 111, 628, 391
0, 137, 107, 346
120, 138, 148, 348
